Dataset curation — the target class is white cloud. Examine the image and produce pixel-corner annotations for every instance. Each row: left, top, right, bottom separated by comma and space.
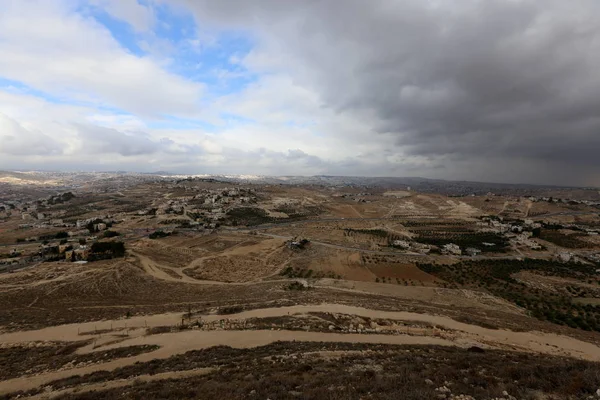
0, 0, 202, 117
0, 0, 430, 178
9, 0, 594, 185
0, 113, 63, 156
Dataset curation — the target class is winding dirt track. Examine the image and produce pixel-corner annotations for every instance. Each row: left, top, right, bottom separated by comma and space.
2, 304, 600, 395
1, 329, 453, 395
131, 250, 292, 286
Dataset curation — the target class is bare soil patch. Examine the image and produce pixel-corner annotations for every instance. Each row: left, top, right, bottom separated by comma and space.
184, 255, 274, 282
13, 342, 600, 400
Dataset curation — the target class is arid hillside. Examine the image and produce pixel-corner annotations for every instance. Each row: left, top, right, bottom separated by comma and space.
2, 178, 600, 399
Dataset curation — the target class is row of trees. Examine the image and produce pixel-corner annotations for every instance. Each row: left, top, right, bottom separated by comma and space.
417, 258, 600, 331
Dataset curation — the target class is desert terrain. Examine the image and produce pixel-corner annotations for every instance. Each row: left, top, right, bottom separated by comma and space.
2, 173, 600, 399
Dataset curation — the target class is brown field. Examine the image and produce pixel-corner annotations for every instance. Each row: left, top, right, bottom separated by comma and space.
366, 262, 438, 282
3, 179, 600, 397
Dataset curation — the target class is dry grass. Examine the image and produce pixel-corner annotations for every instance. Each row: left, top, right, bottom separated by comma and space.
0, 341, 158, 381
9, 342, 600, 400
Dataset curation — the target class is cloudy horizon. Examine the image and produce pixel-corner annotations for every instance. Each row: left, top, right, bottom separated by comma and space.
1, 0, 599, 186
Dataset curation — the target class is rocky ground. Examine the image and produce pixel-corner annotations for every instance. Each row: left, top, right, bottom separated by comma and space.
7, 342, 600, 400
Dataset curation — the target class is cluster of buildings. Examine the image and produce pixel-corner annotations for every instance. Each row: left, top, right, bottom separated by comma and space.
76, 216, 113, 231
140, 187, 258, 227
478, 217, 541, 234
441, 243, 462, 256
40, 240, 90, 260
527, 196, 600, 207
6, 214, 114, 268
18, 217, 70, 230
477, 217, 544, 250
0, 195, 78, 230
390, 239, 485, 256
6, 201, 68, 226
333, 192, 374, 203
439, 243, 481, 256
2, 191, 76, 217
64, 245, 90, 262
509, 231, 543, 250
16, 216, 113, 240
391, 239, 431, 254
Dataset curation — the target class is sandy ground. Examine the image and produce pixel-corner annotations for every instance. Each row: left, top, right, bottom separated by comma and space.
315, 279, 524, 314
132, 236, 290, 283
2, 303, 600, 394
28, 368, 215, 400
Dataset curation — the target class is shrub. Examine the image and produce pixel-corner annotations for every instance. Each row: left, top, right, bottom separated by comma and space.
285, 281, 309, 291
217, 306, 243, 315
149, 230, 170, 239
90, 241, 125, 259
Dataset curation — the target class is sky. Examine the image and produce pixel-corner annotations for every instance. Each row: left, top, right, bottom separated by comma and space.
0, 0, 599, 186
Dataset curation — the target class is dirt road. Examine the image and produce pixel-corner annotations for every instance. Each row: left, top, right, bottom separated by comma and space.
131, 250, 294, 286
0, 327, 455, 394
2, 303, 600, 394
1, 303, 599, 369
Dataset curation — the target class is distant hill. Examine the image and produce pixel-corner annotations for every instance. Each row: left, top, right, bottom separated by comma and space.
1, 170, 598, 200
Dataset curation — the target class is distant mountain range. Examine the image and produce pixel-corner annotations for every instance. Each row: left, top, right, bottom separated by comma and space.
1, 170, 599, 200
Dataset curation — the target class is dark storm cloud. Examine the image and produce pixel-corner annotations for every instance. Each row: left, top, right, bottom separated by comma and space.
177, 0, 600, 184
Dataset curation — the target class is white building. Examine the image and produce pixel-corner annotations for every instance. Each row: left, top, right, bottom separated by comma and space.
392, 240, 411, 249
465, 248, 481, 256
442, 243, 462, 255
